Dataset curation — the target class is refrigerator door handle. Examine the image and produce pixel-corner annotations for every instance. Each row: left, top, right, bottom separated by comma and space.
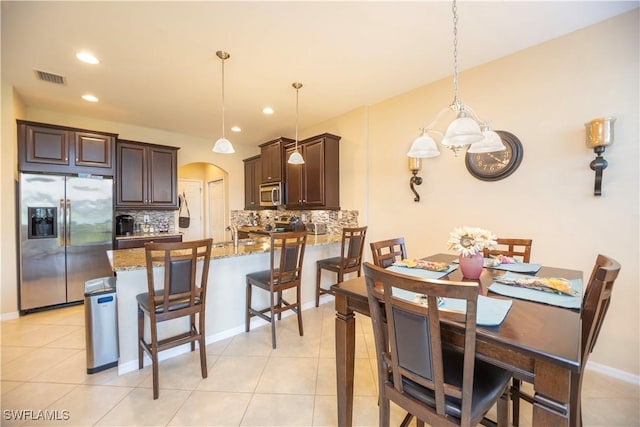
66, 199, 71, 246
59, 198, 65, 247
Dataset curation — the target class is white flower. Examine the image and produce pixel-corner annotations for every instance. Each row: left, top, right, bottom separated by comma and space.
447, 226, 497, 257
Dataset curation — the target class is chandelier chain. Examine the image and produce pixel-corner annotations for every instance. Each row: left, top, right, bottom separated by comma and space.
451, 0, 460, 110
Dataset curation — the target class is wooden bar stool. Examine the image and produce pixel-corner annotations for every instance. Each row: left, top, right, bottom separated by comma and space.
137, 238, 212, 399
315, 226, 367, 307
245, 231, 308, 349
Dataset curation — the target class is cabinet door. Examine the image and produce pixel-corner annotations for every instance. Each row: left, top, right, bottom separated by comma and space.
75, 132, 114, 169
244, 156, 261, 209
22, 125, 71, 166
260, 142, 282, 182
116, 142, 148, 206
301, 139, 326, 207
284, 145, 304, 208
148, 146, 177, 207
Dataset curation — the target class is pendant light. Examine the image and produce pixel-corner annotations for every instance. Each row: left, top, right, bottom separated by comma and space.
287, 82, 305, 164
212, 50, 235, 154
418, 0, 504, 157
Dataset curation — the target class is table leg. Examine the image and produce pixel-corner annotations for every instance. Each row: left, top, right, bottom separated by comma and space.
532, 359, 572, 426
335, 293, 355, 427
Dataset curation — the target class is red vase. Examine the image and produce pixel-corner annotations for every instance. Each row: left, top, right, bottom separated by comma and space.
459, 252, 483, 279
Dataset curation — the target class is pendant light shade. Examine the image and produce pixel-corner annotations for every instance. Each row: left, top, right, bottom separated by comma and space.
407, 129, 441, 158
212, 50, 235, 154
288, 82, 305, 164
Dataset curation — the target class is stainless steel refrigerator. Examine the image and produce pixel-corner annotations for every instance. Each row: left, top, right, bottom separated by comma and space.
18, 173, 114, 312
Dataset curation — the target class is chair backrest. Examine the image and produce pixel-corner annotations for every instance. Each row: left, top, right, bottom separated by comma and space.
339, 226, 368, 269
269, 231, 307, 286
144, 238, 213, 319
483, 238, 532, 262
363, 262, 480, 426
581, 254, 620, 367
370, 237, 407, 268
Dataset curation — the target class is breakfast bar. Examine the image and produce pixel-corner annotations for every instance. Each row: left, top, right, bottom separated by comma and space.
107, 234, 342, 374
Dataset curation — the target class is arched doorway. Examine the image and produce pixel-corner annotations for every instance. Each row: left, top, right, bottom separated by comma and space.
178, 162, 228, 242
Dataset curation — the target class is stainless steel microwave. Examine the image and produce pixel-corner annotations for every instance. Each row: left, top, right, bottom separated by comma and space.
259, 182, 284, 207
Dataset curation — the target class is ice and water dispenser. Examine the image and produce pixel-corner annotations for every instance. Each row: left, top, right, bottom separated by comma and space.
28, 207, 56, 239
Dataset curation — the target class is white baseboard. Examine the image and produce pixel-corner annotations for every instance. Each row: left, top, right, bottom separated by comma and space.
1, 311, 19, 321
587, 360, 640, 385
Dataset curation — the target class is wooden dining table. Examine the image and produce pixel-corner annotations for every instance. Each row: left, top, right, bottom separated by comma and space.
331, 253, 583, 427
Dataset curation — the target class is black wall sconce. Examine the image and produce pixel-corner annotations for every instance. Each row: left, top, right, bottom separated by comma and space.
585, 117, 615, 196
409, 157, 423, 202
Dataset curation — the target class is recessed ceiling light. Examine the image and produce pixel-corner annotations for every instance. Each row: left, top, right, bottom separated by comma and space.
76, 52, 100, 65
231, 126, 241, 132
262, 107, 274, 115
82, 94, 99, 102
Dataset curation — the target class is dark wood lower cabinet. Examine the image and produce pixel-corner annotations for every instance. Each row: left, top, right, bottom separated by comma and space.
114, 234, 182, 249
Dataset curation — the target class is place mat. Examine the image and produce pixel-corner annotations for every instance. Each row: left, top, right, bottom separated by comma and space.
392, 288, 512, 326
486, 262, 542, 274
386, 264, 457, 280
488, 272, 582, 309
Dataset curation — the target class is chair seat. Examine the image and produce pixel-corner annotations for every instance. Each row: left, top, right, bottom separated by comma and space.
317, 256, 359, 270
136, 291, 201, 313
399, 349, 512, 423
246, 269, 296, 288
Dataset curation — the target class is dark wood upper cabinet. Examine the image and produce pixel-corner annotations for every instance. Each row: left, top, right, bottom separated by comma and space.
260, 137, 293, 183
116, 139, 179, 209
285, 133, 340, 210
244, 155, 262, 210
18, 120, 116, 175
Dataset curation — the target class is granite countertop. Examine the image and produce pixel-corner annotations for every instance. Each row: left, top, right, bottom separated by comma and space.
115, 231, 183, 240
108, 233, 342, 272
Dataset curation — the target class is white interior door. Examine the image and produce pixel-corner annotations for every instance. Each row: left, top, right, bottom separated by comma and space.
178, 179, 203, 242
208, 179, 226, 242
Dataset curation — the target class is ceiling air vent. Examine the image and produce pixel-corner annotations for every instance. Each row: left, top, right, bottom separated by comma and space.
34, 69, 66, 85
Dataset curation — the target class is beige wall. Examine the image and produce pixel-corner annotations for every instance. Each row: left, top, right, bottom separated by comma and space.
1, 10, 638, 376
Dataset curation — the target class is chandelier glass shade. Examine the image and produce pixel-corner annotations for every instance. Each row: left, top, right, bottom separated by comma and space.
407, 129, 441, 158
212, 50, 235, 154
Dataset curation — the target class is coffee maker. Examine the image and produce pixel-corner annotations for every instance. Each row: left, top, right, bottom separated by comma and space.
115, 215, 134, 236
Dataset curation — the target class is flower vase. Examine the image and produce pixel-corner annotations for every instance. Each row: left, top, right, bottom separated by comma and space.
459, 252, 483, 279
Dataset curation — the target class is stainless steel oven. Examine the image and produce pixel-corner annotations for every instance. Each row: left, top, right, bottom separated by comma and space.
259, 182, 284, 207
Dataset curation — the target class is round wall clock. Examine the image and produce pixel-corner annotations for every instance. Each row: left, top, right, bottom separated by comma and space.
465, 130, 523, 181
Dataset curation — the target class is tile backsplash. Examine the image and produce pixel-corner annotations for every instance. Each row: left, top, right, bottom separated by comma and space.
231, 209, 359, 235
116, 210, 176, 232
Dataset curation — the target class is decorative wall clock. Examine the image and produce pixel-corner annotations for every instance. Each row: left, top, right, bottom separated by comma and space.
465, 130, 523, 181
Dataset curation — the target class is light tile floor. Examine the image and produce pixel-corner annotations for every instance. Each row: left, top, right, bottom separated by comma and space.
1, 302, 639, 426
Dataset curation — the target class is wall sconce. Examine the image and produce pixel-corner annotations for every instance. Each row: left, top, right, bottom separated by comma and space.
585, 117, 615, 196
409, 157, 423, 202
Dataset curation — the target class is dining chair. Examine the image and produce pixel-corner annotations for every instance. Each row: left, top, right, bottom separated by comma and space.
510, 254, 621, 427
246, 231, 307, 349
363, 262, 512, 427
483, 238, 532, 262
137, 238, 213, 399
315, 226, 367, 307
370, 237, 408, 268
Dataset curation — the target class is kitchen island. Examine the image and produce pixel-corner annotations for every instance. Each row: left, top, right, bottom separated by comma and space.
107, 234, 341, 374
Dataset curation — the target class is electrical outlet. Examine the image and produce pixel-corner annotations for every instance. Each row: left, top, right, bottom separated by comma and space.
143, 215, 150, 223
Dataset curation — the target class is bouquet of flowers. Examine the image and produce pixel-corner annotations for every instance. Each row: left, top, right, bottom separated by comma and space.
447, 226, 497, 257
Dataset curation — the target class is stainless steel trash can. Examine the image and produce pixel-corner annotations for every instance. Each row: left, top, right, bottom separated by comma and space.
84, 276, 119, 374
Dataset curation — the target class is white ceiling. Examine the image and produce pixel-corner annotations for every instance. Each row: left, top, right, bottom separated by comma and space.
2, 1, 637, 148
